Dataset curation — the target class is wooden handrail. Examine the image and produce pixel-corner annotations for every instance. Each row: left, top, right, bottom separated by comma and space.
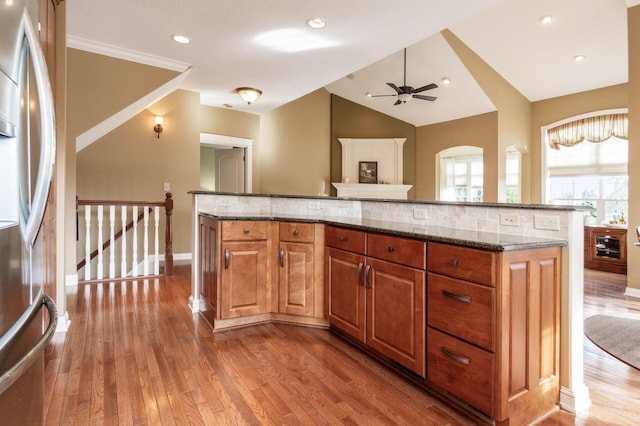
76, 192, 174, 277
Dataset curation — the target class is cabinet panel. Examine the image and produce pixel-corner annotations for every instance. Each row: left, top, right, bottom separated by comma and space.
427, 273, 494, 351
367, 233, 425, 269
325, 226, 366, 254
428, 242, 496, 286
220, 241, 269, 319
427, 327, 494, 416
222, 221, 268, 241
279, 241, 314, 316
367, 257, 425, 376
199, 216, 218, 325
326, 247, 366, 342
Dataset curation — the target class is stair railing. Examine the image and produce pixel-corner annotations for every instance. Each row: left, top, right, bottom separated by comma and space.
76, 192, 173, 282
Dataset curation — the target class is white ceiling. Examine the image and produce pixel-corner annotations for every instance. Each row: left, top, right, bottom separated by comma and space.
67, 0, 635, 127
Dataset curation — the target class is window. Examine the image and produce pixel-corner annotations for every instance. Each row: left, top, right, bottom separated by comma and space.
439, 146, 483, 202
545, 135, 627, 223
505, 150, 520, 203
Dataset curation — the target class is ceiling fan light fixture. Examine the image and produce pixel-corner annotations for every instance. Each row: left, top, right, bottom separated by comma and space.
398, 93, 412, 103
236, 87, 262, 105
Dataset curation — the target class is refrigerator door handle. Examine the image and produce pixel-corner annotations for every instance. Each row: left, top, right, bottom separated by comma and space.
0, 293, 57, 395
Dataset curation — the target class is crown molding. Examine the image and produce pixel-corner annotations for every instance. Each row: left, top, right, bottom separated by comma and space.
67, 36, 190, 72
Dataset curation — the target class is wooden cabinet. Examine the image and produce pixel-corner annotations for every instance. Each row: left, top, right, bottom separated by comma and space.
278, 222, 324, 317
584, 225, 627, 274
326, 226, 426, 377
220, 221, 270, 319
199, 215, 218, 325
426, 242, 561, 425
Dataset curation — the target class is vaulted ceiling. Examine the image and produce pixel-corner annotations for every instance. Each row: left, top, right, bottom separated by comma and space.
67, 0, 638, 127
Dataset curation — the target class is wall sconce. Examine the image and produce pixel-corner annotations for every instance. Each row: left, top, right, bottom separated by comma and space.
235, 87, 262, 105
154, 116, 164, 138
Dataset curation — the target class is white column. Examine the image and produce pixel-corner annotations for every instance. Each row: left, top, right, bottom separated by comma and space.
84, 205, 91, 281
109, 205, 115, 278
132, 206, 138, 277
97, 205, 103, 280
154, 206, 160, 275
143, 207, 149, 276
121, 206, 127, 277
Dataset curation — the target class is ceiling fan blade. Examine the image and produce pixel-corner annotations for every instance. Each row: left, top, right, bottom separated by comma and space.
393, 99, 402, 106
413, 94, 437, 101
369, 93, 396, 97
387, 82, 402, 94
413, 83, 438, 93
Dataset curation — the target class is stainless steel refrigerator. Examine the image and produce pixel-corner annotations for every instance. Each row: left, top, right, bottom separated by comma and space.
0, 0, 58, 423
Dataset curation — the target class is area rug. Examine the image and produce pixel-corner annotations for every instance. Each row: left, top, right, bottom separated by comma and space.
584, 314, 640, 370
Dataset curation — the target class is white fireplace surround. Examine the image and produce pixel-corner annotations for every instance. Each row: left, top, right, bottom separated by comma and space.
333, 138, 412, 199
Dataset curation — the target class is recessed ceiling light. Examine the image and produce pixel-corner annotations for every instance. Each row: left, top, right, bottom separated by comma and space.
172, 35, 191, 44
574, 54, 586, 62
539, 16, 553, 25
366, 92, 372, 97
441, 77, 451, 85
346, 73, 355, 80
306, 18, 327, 29
223, 103, 233, 108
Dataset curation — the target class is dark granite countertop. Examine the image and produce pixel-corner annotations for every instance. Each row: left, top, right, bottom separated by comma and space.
200, 212, 567, 252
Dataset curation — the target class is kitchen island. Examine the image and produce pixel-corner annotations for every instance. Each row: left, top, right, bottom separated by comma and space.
189, 191, 587, 425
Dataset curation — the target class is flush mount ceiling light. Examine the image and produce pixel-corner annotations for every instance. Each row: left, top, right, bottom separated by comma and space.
236, 87, 262, 105
306, 17, 327, 29
172, 35, 190, 44
539, 15, 553, 25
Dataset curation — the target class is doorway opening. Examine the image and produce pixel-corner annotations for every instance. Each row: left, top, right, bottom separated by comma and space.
200, 133, 253, 193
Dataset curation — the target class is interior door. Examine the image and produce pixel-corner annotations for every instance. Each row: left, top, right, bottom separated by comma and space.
215, 147, 245, 193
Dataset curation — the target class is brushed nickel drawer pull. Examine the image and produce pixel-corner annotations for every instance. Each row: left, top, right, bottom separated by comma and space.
442, 348, 470, 365
279, 248, 285, 267
387, 246, 395, 253
224, 248, 230, 269
244, 228, 250, 234
442, 290, 471, 303
450, 258, 458, 267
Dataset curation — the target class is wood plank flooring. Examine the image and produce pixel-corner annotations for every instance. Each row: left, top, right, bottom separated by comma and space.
44, 266, 640, 425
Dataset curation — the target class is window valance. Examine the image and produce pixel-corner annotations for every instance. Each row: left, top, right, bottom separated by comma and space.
548, 113, 628, 150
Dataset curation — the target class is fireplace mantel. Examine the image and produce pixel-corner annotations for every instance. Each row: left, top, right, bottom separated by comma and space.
332, 183, 413, 199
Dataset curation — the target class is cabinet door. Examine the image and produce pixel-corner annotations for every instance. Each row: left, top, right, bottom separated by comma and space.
199, 216, 218, 325
366, 257, 425, 377
220, 241, 269, 319
279, 241, 314, 316
326, 247, 366, 343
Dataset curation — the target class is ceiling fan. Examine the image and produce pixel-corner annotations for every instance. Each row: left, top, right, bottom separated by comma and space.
368, 48, 438, 105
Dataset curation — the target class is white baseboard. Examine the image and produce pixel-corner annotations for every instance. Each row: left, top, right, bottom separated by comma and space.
559, 385, 591, 414
624, 286, 640, 299
55, 311, 71, 333
188, 295, 204, 313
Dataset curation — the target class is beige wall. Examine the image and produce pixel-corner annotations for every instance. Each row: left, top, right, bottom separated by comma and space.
200, 146, 216, 190
330, 94, 416, 198
75, 89, 201, 255
200, 105, 261, 191
259, 89, 331, 196
416, 112, 498, 200
627, 5, 640, 293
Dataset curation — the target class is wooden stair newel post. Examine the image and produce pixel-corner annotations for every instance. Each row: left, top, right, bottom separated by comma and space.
165, 192, 174, 276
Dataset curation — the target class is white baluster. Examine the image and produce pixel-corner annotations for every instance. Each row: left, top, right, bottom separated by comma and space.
121, 206, 127, 277
109, 205, 115, 278
154, 206, 160, 275
97, 205, 103, 280
132, 206, 138, 277
84, 205, 91, 281
143, 206, 149, 276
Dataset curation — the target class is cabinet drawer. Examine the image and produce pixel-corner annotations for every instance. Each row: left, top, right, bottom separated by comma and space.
427, 273, 494, 351
427, 327, 494, 416
325, 226, 366, 254
427, 242, 496, 286
222, 221, 268, 241
367, 233, 426, 269
279, 222, 315, 243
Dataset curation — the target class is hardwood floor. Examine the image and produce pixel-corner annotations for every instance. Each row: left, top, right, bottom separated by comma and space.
44, 266, 640, 425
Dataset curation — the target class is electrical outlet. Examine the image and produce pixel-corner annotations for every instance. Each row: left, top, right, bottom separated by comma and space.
500, 213, 520, 227
218, 198, 233, 207
413, 208, 427, 220
534, 215, 560, 231
308, 201, 322, 210
163, 182, 170, 191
